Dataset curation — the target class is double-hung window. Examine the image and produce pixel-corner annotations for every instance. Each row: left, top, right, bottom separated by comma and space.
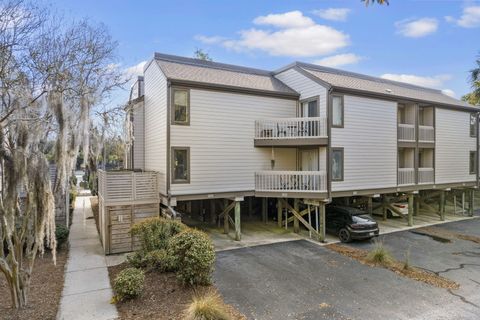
331, 148, 344, 181
470, 113, 477, 137
470, 151, 477, 175
332, 95, 344, 128
172, 147, 190, 183
172, 88, 189, 125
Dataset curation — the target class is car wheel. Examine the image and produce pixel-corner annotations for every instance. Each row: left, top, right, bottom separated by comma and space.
338, 228, 351, 243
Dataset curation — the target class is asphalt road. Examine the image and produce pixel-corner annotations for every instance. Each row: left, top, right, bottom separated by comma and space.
214, 218, 480, 320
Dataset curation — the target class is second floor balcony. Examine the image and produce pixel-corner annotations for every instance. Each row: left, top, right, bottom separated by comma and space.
255, 170, 327, 195
398, 123, 415, 142
254, 117, 328, 147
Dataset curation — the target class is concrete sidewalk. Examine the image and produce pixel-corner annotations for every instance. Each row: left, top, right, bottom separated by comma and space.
57, 193, 118, 320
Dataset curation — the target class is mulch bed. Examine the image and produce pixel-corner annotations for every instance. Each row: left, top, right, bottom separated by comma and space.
109, 262, 245, 320
327, 243, 459, 290
414, 226, 480, 244
0, 247, 69, 320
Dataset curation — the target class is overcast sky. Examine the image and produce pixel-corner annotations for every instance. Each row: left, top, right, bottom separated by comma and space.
50, 0, 480, 107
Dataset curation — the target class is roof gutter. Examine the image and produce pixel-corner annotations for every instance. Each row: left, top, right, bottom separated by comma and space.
168, 79, 300, 100
331, 86, 479, 112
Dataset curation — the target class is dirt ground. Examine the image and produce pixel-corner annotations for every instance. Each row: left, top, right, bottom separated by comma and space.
0, 248, 69, 320
109, 262, 245, 320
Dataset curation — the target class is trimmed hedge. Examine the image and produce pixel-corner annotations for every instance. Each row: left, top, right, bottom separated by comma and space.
168, 229, 215, 286
55, 224, 69, 249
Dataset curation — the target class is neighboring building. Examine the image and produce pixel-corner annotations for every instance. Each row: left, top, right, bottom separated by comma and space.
126, 53, 479, 241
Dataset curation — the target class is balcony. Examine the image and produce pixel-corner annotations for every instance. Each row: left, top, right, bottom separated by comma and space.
255, 171, 327, 194
254, 117, 327, 147
398, 168, 415, 186
418, 167, 434, 184
398, 123, 415, 142
418, 125, 435, 143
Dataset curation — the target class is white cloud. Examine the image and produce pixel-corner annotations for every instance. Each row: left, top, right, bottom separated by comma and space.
194, 35, 226, 44
313, 53, 362, 67
197, 11, 349, 57
313, 8, 351, 22
395, 18, 439, 38
445, 6, 480, 28
124, 60, 147, 78
253, 11, 315, 28
381, 73, 455, 96
381, 73, 451, 88
441, 89, 456, 97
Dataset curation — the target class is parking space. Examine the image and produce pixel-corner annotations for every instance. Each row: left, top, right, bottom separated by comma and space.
214, 218, 480, 320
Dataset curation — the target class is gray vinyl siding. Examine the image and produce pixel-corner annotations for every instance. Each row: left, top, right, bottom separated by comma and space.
132, 103, 145, 170
275, 69, 327, 117
332, 95, 397, 191
144, 62, 167, 194
435, 108, 476, 184
170, 89, 297, 195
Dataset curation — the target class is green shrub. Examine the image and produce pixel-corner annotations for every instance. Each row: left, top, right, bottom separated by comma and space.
184, 290, 232, 320
127, 249, 172, 272
144, 249, 171, 272
126, 251, 148, 268
55, 224, 69, 248
366, 239, 393, 266
113, 267, 145, 302
130, 217, 187, 252
168, 229, 215, 286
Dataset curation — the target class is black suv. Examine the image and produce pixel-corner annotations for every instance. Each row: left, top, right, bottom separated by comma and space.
326, 205, 379, 242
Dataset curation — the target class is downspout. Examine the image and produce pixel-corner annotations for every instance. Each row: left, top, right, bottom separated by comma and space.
326, 87, 333, 203
166, 80, 172, 205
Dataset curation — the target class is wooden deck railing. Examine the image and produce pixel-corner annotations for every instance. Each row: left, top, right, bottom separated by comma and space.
255, 117, 327, 140
255, 171, 327, 192
98, 170, 159, 204
419, 125, 435, 143
398, 123, 415, 141
398, 168, 415, 185
418, 167, 434, 184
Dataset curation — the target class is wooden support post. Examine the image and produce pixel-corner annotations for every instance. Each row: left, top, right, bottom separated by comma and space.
319, 203, 326, 242
367, 197, 373, 216
223, 199, 229, 234
469, 189, 474, 217
210, 200, 216, 224
414, 195, 419, 216
462, 192, 465, 215
293, 199, 300, 233
277, 199, 283, 228
382, 196, 388, 221
200, 200, 205, 222
453, 194, 457, 215
262, 198, 268, 223
408, 195, 414, 226
234, 201, 241, 241
248, 197, 253, 218
439, 191, 445, 221
308, 205, 312, 238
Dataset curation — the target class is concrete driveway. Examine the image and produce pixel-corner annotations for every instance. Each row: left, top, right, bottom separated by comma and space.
214, 219, 480, 320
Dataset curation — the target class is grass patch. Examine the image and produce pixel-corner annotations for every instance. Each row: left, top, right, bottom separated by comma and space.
327, 243, 459, 290
184, 290, 232, 320
365, 240, 393, 266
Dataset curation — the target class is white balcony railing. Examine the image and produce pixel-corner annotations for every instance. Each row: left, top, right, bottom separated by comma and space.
418, 167, 434, 184
398, 123, 415, 141
398, 168, 415, 186
255, 171, 327, 192
255, 117, 327, 140
419, 125, 435, 143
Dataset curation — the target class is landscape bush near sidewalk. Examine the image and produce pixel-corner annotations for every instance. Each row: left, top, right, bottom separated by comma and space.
109, 217, 244, 319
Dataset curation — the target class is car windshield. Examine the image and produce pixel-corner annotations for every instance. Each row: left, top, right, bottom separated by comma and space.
352, 215, 372, 223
